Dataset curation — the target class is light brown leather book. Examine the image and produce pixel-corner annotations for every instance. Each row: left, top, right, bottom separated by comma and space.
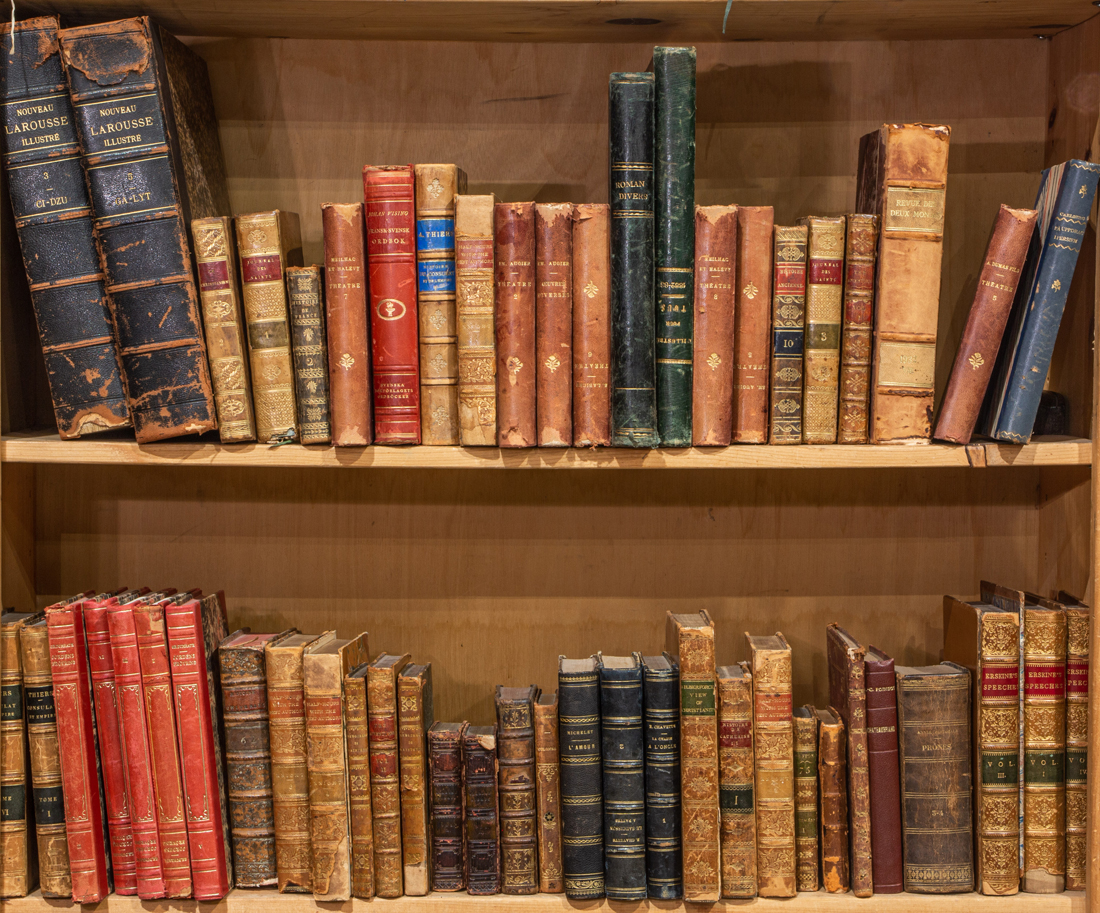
368, 653, 411, 897
717, 663, 756, 898
192, 216, 257, 442
495, 202, 537, 447
533, 693, 563, 892
572, 204, 611, 447
691, 205, 737, 446
536, 203, 574, 447
801, 216, 846, 443
747, 633, 796, 896
837, 214, 879, 443
0, 612, 38, 897
455, 194, 497, 446
415, 165, 466, 445
266, 631, 336, 892
235, 210, 304, 443
1063, 597, 1088, 892
733, 206, 774, 442
793, 706, 819, 891
398, 663, 434, 895
344, 664, 374, 898
768, 223, 807, 444
496, 685, 540, 893
856, 123, 951, 443
815, 707, 849, 893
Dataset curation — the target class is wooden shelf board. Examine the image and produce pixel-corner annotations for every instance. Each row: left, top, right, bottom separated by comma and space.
0, 432, 1090, 470
14, 0, 1095, 42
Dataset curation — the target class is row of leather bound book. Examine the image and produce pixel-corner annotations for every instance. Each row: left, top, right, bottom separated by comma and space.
4, 18, 1095, 449
0, 591, 1086, 901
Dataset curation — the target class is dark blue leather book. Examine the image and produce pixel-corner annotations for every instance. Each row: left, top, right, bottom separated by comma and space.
600, 654, 645, 900
558, 656, 604, 898
642, 653, 682, 899
981, 159, 1100, 442
609, 72, 658, 447
0, 16, 131, 438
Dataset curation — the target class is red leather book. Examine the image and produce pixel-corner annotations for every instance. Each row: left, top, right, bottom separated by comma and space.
864, 646, 903, 893
363, 165, 421, 443
165, 596, 232, 900
46, 604, 111, 903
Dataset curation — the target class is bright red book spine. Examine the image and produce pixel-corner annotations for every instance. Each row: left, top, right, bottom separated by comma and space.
363, 164, 422, 443
106, 606, 168, 898
82, 604, 140, 895
133, 605, 193, 897
45, 605, 111, 903
165, 598, 231, 900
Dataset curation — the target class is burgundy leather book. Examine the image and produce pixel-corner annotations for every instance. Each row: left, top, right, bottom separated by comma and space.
864, 645, 903, 894
495, 202, 537, 447
535, 203, 574, 447
363, 166, 421, 443
692, 205, 737, 446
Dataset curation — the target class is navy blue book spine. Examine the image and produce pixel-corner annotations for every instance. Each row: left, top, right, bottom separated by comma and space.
642, 656, 682, 899
558, 659, 604, 898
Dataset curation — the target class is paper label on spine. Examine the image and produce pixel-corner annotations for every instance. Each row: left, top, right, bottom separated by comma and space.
875, 341, 935, 389
884, 186, 945, 234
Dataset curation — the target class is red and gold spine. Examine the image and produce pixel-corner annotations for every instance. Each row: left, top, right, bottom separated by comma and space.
733, 206, 774, 443
363, 165, 421, 443
1064, 606, 1088, 892
691, 205, 737, 446
837, 214, 879, 443
494, 202, 537, 447
572, 204, 611, 447
535, 202, 574, 446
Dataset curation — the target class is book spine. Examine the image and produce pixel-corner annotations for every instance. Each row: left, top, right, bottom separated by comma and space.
454, 195, 497, 446
1064, 608, 1087, 892
818, 716, 849, 892
367, 665, 403, 897
0, 620, 33, 897
691, 205, 737, 446
601, 663, 645, 900
865, 656, 903, 893
286, 266, 331, 445
643, 665, 682, 899
768, 224, 807, 444
535, 202, 574, 447
558, 665, 604, 898
802, 216, 846, 444
60, 18, 217, 442
717, 670, 755, 898
793, 714, 818, 891
846, 652, 873, 896
164, 603, 230, 900
609, 72, 658, 447
653, 46, 696, 447
836, 213, 879, 443
397, 671, 432, 895
464, 728, 501, 895
0, 17, 131, 438
733, 206, 774, 443
572, 204, 612, 446
321, 202, 372, 446
344, 674, 374, 898
363, 165, 421, 443
192, 216, 256, 442
414, 164, 462, 444
496, 694, 538, 894
494, 201, 537, 447
533, 700, 564, 893
428, 725, 465, 891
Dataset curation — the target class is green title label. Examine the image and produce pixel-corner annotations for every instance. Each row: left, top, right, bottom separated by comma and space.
981, 751, 1019, 786
1024, 751, 1065, 785
1066, 748, 1087, 784
795, 751, 816, 778
680, 680, 715, 716
719, 784, 753, 812
0, 684, 21, 722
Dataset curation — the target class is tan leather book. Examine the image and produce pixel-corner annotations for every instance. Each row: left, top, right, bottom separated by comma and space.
816, 707, 849, 893
266, 631, 336, 892
192, 216, 257, 442
235, 210, 304, 442
536, 203, 574, 447
495, 202, 537, 447
0, 612, 38, 897
768, 223, 808, 445
572, 204, 611, 447
534, 693, 563, 892
368, 653, 411, 897
455, 194, 497, 446
496, 685, 540, 893
856, 123, 951, 443
665, 611, 719, 901
801, 216, 846, 444
837, 214, 879, 443
747, 633, 796, 897
793, 706, 819, 891
344, 664, 374, 898
733, 206, 774, 442
691, 205, 737, 446
302, 633, 369, 900
398, 663, 434, 895
1063, 598, 1088, 892
415, 165, 466, 445
717, 663, 756, 898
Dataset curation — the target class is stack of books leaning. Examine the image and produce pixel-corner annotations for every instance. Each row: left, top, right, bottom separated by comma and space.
3, 17, 1096, 450
0, 584, 1087, 901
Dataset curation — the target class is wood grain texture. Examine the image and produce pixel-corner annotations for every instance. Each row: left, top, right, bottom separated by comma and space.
0, 464, 34, 613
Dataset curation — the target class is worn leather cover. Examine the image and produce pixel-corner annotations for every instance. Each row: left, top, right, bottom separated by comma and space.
495, 685, 539, 893
769, 224, 807, 444
465, 725, 501, 894
801, 216, 845, 443
665, 612, 719, 901
934, 205, 1038, 444
495, 202, 537, 447
896, 662, 974, 892
533, 694, 564, 893
837, 214, 879, 443
558, 656, 604, 898
0, 17, 131, 438
0, 614, 37, 898
415, 165, 465, 444
572, 204, 612, 446
717, 663, 755, 898
864, 645, 903, 893
816, 707, 849, 893
536, 203, 574, 447
397, 662, 434, 895
600, 657, 645, 900
321, 203, 372, 446
428, 721, 467, 891
367, 653, 410, 897
733, 206, 774, 443
1063, 600, 1088, 892
641, 654, 681, 899
363, 165, 421, 443
692, 205, 737, 446
654, 47, 696, 446
286, 266, 331, 444
343, 665, 374, 898
609, 73, 658, 447
455, 195, 497, 445
793, 706, 818, 891
60, 17, 225, 441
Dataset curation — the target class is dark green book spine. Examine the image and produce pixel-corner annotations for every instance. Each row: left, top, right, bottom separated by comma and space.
609, 72, 658, 448
654, 47, 696, 447
558, 660, 604, 898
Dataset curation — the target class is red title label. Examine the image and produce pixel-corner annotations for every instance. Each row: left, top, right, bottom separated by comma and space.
1067, 659, 1089, 695
196, 260, 230, 292
719, 719, 751, 749
754, 692, 792, 723
241, 253, 282, 284
982, 664, 1019, 700
808, 258, 843, 285
774, 263, 806, 295
456, 237, 494, 271
845, 262, 874, 289
1025, 663, 1066, 697
304, 695, 342, 727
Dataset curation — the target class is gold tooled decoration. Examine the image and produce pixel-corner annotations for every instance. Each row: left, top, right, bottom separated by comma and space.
1067, 702, 1088, 742
757, 808, 794, 839
981, 706, 1018, 744
1065, 789, 1087, 827
1025, 704, 1066, 743
1024, 835, 1065, 873
982, 616, 1019, 658
1024, 614, 1067, 656
982, 793, 1017, 832
1066, 613, 1088, 656
1025, 792, 1064, 831
1066, 834, 1086, 875
243, 282, 290, 321
756, 730, 790, 761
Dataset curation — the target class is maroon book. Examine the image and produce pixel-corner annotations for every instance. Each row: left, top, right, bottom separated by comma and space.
865, 645, 903, 893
